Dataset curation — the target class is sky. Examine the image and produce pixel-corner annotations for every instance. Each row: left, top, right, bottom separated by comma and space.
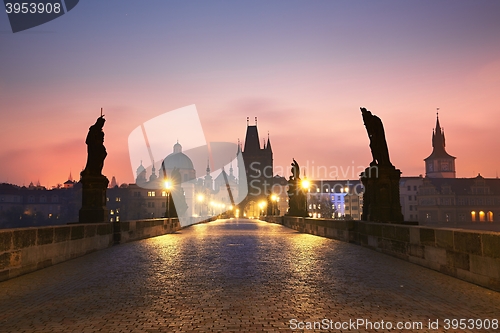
1, 0, 500, 187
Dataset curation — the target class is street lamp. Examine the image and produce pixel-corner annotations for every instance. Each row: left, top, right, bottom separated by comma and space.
197, 193, 204, 217
164, 179, 172, 218
271, 194, 277, 216
258, 200, 267, 217
301, 178, 310, 216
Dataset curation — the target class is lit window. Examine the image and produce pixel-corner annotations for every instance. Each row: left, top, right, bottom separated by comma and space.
116, 208, 120, 214
110, 210, 114, 215
148, 191, 156, 197
316, 188, 320, 193
471, 211, 476, 222
115, 197, 121, 202
487, 211, 494, 222
116, 216, 120, 222
479, 211, 485, 222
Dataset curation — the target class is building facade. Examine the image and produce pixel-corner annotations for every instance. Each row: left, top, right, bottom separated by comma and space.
418, 175, 500, 230
399, 176, 423, 222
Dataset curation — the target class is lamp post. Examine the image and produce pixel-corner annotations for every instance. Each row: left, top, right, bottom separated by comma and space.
164, 179, 172, 218
197, 193, 204, 217
258, 201, 267, 217
271, 194, 277, 216
301, 178, 310, 216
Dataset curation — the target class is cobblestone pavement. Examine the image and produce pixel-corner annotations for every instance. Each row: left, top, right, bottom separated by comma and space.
1, 219, 500, 333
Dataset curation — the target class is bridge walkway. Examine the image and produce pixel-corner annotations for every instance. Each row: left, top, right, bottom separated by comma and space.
1, 219, 499, 332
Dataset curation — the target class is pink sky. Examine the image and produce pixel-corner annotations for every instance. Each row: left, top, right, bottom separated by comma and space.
1, 1, 499, 187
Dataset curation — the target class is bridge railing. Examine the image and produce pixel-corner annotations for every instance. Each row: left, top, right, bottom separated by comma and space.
0, 218, 181, 282
264, 216, 500, 292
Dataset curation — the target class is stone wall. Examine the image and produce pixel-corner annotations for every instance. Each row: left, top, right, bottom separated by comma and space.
265, 216, 500, 291
0, 218, 181, 282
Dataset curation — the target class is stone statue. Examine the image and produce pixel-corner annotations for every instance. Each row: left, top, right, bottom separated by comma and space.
291, 158, 300, 180
79, 113, 109, 223
82, 116, 107, 176
286, 159, 307, 217
360, 107, 403, 222
361, 107, 392, 167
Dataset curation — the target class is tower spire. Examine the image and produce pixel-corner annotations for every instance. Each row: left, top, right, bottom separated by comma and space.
266, 131, 272, 151
424, 110, 456, 178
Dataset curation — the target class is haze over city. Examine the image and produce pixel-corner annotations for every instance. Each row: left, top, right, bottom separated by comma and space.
1, 1, 500, 187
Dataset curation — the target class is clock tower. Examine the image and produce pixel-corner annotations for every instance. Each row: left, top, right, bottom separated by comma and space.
424, 112, 456, 178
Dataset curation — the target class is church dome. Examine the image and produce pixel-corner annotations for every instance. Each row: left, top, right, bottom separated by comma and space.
162, 142, 194, 170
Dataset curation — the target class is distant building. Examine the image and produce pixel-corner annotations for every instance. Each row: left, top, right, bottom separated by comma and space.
424, 114, 456, 178
237, 117, 274, 217
0, 175, 80, 228
418, 175, 500, 230
399, 176, 423, 221
306, 180, 364, 220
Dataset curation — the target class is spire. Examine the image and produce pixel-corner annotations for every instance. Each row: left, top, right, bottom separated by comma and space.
204, 158, 213, 190
68, 171, 73, 182
433, 112, 445, 150
266, 131, 272, 151
424, 110, 456, 178
229, 162, 234, 177
237, 139, 241, 155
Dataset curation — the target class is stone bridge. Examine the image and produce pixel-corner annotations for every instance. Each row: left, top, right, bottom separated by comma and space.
1, 218, 500, 332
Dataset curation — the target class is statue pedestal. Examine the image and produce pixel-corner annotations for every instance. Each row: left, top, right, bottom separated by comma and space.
286, 178, 308, 217
79, 174, 109, 223
361, 165, 403, 222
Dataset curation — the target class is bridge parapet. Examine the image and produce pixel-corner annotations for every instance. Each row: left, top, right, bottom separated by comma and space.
264, 216, 500, 291
0, 218, 181, 282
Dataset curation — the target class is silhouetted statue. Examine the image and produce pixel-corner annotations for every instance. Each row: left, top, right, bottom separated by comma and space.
361, 107, 392, 167
286, 159, 308, 217
79, 114, 109, 223
82, 116, 107, 176
360, 107, 403, 223
291, 159, 300, 180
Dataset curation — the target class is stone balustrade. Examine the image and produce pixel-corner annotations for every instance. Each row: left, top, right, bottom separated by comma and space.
264, 216, 500, 291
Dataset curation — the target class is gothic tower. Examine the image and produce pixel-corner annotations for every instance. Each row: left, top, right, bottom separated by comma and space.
237, 117, 273, 210
424, 113, 456, 178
